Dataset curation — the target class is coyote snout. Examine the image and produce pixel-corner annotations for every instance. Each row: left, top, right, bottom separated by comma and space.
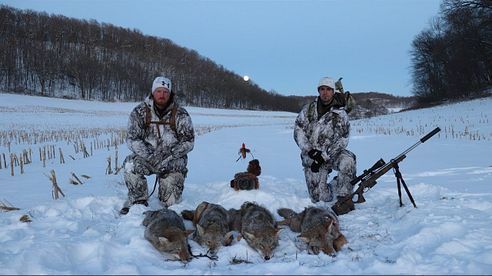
278, 206, 347, 255
238, 202, 279, 260
181, 202, 234, 256
143, 208, 193, 262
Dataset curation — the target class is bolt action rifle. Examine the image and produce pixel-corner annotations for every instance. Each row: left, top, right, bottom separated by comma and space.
332, 127, 441, 215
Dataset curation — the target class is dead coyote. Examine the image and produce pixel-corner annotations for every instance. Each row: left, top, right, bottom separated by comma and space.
237, 201, 279, 260
142, 208, 193, 262
181, 201, 234, 256
277, 206, 347, 255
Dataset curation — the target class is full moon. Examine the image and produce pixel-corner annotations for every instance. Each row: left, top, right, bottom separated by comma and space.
243, 75, 250, 82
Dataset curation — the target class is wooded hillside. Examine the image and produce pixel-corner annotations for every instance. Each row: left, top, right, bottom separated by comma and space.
0, 5, 420, 116
0, 6, 301, 112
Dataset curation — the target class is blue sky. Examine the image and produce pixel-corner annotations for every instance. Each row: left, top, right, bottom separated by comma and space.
2, 0, 441, 97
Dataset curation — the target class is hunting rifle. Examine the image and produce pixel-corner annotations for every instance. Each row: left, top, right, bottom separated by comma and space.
332, 127, 441, 215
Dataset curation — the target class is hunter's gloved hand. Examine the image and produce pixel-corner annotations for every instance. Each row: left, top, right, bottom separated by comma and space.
133, 158, 153, 175
308, 149, 326, 173
151, 154, 173, 172
149, 145, 171, 167
308, 149, 325, 164
310, 159, 323, 173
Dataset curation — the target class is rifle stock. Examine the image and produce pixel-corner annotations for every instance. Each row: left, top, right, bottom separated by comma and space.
331, 127, 441, 215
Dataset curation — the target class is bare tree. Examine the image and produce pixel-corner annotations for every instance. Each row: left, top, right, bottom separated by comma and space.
411, 0, 492, 104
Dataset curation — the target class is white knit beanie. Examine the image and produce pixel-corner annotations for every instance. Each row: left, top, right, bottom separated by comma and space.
317, 77, 335, 90
152, 76, 172, 93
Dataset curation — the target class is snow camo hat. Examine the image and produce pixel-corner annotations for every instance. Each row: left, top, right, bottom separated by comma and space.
152, 76, 172, 93
317, 77, 336, 90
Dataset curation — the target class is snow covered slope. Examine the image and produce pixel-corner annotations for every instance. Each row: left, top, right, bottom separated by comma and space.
1, 93, 491, 274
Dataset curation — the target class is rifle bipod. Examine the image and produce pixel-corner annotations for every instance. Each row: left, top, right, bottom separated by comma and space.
392, 163, 417, 208
331, 127, 441, 215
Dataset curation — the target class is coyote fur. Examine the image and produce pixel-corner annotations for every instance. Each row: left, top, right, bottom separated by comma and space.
235, 201, 279, 260
142, 208, 193, 262
277, 206, 347, 255
181, 201, 234, 256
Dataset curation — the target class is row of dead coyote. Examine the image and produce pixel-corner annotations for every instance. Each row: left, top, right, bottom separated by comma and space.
142, 201, 347, 262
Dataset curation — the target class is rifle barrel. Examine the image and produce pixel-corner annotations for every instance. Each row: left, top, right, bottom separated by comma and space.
397, 127, 441, 159
421, 127, 441, 143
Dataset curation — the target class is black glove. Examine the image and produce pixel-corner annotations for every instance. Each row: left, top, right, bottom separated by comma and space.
308, 149, 325, 164
310, 160, 322, 173
308, 149, 326, 173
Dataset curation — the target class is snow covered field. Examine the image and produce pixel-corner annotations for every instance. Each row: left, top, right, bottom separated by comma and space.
1, 92, 491, 274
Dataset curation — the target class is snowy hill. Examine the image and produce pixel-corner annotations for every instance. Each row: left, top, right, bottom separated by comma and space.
1, 93, 491, 274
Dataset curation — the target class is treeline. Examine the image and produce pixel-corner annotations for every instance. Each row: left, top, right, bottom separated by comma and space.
410, 0, 492, 105
0, 5, 302, 112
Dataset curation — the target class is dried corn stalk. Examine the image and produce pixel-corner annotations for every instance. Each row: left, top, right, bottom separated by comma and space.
0, 199, 20, 212
48, 170, 65, 199
69, 172, 83, 185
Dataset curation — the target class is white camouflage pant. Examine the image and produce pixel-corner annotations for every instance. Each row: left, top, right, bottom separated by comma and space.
304, 149, 356, 203
123, 154, 185, 207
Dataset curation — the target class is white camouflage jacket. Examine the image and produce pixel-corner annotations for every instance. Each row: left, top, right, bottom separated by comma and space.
126, 95, 195, 174
294, 97, 350, 168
